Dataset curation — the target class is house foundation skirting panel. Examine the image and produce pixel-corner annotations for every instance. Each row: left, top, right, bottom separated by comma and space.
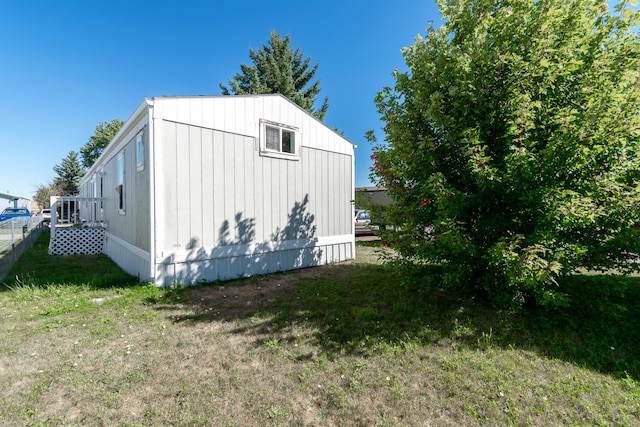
49, 227, 105, 255
103, 232, 152, 282
155, 241, 354, 287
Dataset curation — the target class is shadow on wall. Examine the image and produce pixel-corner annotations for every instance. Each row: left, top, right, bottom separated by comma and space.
163, 194, 323, 285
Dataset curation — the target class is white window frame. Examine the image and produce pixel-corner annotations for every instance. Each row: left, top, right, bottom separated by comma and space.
136, 132, 144, 172
259, 119, 300, 160
116, 151, 125, 214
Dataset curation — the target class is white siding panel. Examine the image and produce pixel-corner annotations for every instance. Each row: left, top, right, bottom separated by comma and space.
104, 232, 152, 282
322, 150, 330, 237
201, 129, 215, 248
304, 150, 316, 237
236, 97, 248, 135
176, 124, 191, 249
233, 134, 246, 228
151, 95, 355, 156
260, 157, 274, 242
163, 122, 178, 249
252, 140, 265, 243
328, 150, 335, 235
213, 99, 224, 130
154, 235, 354, 286
243, 134, 255, 222
223, 133, 236, 243
212, 131, 225, 245
278, 160, 287, 237
202, 99, 214, 129
224, 100, 235, 134
165, 98, 179, 123
176, 98, 190, 124
189, 126, 203, 249
302, 150, 310, 207
145, 95, 355, 285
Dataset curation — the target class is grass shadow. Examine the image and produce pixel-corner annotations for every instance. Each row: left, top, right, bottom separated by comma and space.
6, 232, 638, 380
160, 256, 640, 381
0, 230, 140, 291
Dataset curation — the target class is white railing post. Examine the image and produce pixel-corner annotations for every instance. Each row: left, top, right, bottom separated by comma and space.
51, 200, 57, 240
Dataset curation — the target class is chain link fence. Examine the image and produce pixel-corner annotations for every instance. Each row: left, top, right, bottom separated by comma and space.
0, 215, 45, 283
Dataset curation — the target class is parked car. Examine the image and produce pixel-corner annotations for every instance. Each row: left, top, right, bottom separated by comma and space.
355, 209, 379, 235
41, 209, 52, 222
0, 207, 31, 225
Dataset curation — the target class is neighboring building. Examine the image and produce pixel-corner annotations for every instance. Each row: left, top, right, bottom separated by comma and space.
0, 193, 30, 210
76, 95, 355, 286
355, 187, 392, 209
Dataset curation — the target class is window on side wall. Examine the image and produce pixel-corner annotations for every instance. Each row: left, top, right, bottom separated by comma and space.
136, 133, 144, 172
260, 119, 299, 160
116, 151, 125, 214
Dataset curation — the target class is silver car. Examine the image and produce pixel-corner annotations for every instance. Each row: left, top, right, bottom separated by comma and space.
355, 209, 377, 235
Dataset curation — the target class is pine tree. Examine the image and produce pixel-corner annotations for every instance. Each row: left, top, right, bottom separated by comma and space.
220, 31, 329, 121
53, 151, 85, 195
80, 119, 124, 169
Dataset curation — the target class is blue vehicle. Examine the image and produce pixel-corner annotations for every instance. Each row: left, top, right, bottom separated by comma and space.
0, 207, 31, 225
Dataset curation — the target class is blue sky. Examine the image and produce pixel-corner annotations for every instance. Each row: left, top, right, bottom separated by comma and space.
0, 0, 441, 203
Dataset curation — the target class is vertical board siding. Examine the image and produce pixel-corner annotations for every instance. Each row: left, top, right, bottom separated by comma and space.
201, 129, 215, 248
154, 95, 352, 155
103, 125, 151, 251
85, 95, 354, 287
222, 132, 236, 242
212, 131, 225, 245
175, 124, 191, 249
156, 241, 354, 286
189, 126, 203, 249
134, 129, 151, 251
162, 122, 178, 247
160, 119, 352, 254
77, 95, 354, 288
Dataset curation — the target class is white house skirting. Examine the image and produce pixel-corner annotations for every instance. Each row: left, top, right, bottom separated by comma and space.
49, 227, 105, 255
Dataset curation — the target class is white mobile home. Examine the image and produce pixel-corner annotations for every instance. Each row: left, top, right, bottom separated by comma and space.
77, 95, 355, 286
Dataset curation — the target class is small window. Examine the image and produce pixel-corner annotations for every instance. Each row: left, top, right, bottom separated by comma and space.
260, 120, 299, 159
136, 133, 144, 171
116, 151, 125, 214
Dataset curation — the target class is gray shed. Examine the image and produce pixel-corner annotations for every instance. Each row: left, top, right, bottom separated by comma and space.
77, 95, 355, 286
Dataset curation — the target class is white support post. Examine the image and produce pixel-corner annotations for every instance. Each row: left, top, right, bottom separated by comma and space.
50, 200, 57, 240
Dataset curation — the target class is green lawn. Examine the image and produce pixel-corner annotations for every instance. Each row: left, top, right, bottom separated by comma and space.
1, 231, 639, 426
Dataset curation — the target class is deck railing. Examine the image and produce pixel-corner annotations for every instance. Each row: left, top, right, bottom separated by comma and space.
50, 196, 106, 239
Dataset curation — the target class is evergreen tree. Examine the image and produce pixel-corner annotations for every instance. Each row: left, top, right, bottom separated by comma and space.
80, 119, 124, 169
220, 31, 329, 121
53, 151, 85, 195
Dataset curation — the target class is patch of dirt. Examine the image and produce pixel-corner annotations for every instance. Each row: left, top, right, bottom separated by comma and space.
182, 264, 342, 320
174, 245, 392, 322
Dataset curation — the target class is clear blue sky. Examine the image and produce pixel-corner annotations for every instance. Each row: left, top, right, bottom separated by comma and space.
0, 0, 441, 202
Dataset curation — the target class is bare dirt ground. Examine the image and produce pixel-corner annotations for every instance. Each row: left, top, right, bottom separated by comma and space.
184, 243, 390, 321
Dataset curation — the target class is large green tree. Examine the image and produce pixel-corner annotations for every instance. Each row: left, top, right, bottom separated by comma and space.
220, 31, 330, 121
33, 181, 66, 208
53, 151, 85, 196
371, 0, 640, 307
80, 119, 124, 169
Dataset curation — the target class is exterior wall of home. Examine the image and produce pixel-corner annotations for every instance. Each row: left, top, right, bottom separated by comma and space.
103, 125, 151, 252
78, 106, 153, 281
151, 95, 352, 156
104, 231, 152, 282
78, 95, 354, 286
151, 95, 354, 286
153, 119, 353, 286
